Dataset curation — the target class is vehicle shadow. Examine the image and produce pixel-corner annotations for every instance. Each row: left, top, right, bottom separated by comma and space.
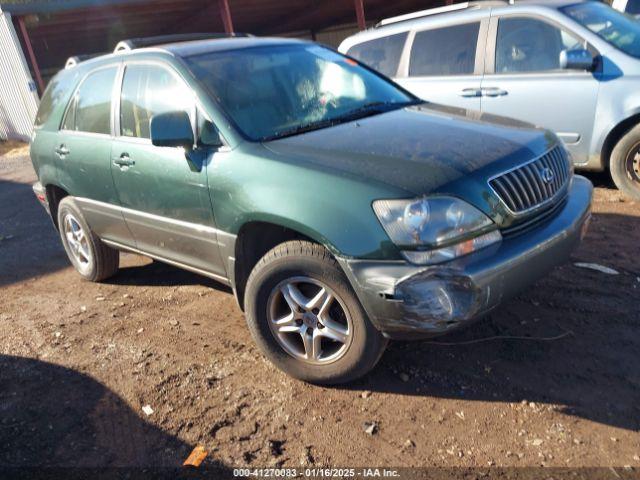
350, 211, 640, 432
0, 178, 69, 287
0, 354, 233, 475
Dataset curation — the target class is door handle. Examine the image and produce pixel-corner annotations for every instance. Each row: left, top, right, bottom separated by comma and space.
482, 87, 509, 97
54, 145, 70, 158
113, 154, 135, 168
460, 88, 483, 98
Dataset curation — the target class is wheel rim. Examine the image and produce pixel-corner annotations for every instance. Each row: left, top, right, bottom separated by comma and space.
625, 143, 640, 184
266, 277, 353, 365
62, 213, 92, 273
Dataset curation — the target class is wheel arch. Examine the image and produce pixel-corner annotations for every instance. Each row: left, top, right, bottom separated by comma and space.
45, 184, 70, 230
232, 220, 335, 311
601, 112, 640, 169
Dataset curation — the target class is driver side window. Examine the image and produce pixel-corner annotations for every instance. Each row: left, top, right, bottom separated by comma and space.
120, 64, 193, 139
496, 17, 583, 73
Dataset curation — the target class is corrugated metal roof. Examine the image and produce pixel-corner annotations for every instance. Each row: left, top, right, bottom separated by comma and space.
0, 10, 39, 141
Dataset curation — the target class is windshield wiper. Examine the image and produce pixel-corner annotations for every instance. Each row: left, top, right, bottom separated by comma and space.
263, 100, 421, 141
262, 118, 340, 141
339, 100, 418, 119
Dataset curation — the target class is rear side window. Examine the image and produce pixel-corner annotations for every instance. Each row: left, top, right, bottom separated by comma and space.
65, 67, 117, 135
120, 64, 193, 139
409, 22, 480, 76
34, 84, 56, 128
346, 32, 408, 77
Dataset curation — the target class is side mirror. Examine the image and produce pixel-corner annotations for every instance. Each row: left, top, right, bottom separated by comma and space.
198, 119, 223, 148
150, 111, 194, 150
560, 48, 595, 71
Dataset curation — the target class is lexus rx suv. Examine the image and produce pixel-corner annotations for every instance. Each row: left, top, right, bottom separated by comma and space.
31, 37, 592, 383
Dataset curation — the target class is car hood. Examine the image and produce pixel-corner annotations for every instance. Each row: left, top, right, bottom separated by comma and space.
264, 102, 557, 195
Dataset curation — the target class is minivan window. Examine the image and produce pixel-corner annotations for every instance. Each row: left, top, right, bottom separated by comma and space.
346, 32, 408, 77
562, 1, 640, 58
73, 67, 117, 135
409, 22, 480, 76
120, 64, 193, 139
185, 44, 416, 141
627, 0, 640, 15
495, 17, 583, 73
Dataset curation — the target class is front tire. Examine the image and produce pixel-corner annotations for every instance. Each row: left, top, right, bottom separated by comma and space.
610, 124, 640, 201
244, 240, 387, 384
57, 197, 119, 282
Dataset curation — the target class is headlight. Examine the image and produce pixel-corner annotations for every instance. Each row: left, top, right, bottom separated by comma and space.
372, 196, 501, 265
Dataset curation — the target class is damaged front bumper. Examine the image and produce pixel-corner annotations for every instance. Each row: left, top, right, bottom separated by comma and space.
339, 175, 593, 340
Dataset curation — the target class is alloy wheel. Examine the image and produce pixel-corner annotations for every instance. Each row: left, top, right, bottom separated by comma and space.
63, 213, 92, 273
266, 277, 353, 365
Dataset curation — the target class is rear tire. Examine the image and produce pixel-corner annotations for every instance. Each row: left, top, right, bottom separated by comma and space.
244, 240, 387, 384
57, 197, 119, 282
610, 124, 640, 201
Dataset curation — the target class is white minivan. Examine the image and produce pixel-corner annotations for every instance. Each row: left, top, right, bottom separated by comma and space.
339, 0, 640, 199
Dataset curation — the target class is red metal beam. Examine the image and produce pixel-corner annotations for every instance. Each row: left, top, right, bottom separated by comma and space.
16, 16, 44, 94
354, 0, 366, 30
218, 0, 234, 34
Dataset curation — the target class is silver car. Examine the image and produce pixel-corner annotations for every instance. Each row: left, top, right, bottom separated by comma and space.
339, 0, 640, 200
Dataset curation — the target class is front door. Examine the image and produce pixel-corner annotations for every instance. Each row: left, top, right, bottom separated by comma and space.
480, 15, 600, 164
110, 62, 226, 280
394, 17, 489, 111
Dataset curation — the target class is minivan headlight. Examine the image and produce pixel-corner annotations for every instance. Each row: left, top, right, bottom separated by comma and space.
372, 197, 501, 265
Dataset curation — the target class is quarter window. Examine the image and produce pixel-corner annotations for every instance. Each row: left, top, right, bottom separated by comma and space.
70, 67, 117, 134
495, 17, 584, 73
346, 32, 408, 77
120, 64, 193, 139
409, 22, 480, 76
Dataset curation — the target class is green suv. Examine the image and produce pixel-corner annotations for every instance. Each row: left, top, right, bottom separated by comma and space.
31, 37, 593, 384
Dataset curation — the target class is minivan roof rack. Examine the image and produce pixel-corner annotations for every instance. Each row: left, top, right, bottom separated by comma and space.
376, 1, 509, 27
113, 32, 252, 53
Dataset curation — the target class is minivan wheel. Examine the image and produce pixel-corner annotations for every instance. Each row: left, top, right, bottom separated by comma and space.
57, 197, 119, 282
244, 240, 387, 384
610, 124, 640, 201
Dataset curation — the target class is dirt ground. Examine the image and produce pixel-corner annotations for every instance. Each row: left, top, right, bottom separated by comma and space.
1, 142, 639, 473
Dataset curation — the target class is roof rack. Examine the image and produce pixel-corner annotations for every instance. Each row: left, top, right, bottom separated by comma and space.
64, 53, 106, 69
376, 1, 509, 27
113, 32, 252, 53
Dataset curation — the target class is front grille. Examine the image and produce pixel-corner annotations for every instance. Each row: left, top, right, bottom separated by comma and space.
489, 146, 571, 215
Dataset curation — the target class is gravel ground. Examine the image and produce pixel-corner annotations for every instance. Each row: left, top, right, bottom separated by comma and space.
0, 145, 639, 472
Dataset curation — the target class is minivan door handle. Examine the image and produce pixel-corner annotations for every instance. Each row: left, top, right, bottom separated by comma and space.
460, 88, 483, 98
482, 87, 509, 97
54, 145, 70, 158
113, 153, 135, 169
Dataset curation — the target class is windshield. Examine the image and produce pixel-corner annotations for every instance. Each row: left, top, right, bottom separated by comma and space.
184, 44, 417, 141
562, 1, 640, 58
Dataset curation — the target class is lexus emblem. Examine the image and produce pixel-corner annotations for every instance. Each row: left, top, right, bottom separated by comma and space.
540, 167, 555, 184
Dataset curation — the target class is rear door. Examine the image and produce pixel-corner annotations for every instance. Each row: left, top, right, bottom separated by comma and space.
394, 15, 490, 110
56, 64, 134, 245
110, 61, 227, 280
480, 14, 600, 163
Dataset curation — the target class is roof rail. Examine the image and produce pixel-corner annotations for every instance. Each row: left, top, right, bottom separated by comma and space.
64, 53, 106, 69
113, 32, 252, 53
376, 1, 509, 27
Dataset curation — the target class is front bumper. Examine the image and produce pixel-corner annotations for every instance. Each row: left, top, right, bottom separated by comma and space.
339, 175, 593, 339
